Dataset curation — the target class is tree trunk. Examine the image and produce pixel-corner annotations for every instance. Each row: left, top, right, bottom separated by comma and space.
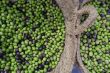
49, 0, 98, 73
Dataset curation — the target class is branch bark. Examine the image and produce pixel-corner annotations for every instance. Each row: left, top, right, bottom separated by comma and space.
49, 0, 98, 73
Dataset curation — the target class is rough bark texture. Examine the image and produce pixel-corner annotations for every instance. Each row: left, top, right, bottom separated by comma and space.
49, 0, 98, 73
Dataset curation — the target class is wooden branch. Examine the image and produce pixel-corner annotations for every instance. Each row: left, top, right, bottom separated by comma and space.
74, 6, 98, 35
49, 0, 98, 73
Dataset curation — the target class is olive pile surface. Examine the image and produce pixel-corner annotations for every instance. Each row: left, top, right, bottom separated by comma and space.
80, 0, 110, 73
0, 0, 65, 73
